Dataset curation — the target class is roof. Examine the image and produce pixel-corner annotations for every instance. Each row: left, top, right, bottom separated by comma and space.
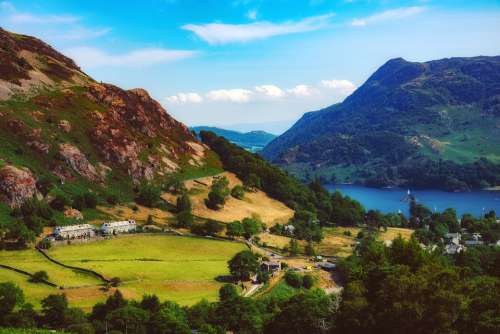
54, 224, 94, 232
102, 220, 136, 227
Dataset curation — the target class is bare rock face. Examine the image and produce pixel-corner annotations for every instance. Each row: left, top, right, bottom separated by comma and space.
0, 165, 37, 208
59, 144, 100, 181
64, 208, 83, 220
58, 120, 71, 133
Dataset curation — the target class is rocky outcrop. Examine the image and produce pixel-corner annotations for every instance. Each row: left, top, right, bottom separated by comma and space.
59, 144, 100, 181
0, 165, 37, 208
64, 208, 83, 220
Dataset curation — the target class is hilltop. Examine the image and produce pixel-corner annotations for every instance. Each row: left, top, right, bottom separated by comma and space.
262, 56, 500, 191
191, 126, 276, 152
0, 28, 220, 215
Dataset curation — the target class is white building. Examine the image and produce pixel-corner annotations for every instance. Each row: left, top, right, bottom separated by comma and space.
101, 220, 137, 235
54, 224, 96, 239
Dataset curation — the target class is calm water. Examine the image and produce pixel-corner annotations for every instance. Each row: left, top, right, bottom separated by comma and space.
325, 184, 500, 218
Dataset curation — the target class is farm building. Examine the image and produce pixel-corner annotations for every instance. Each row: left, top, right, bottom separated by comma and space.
101, 220, 137, 235
261, 261, 281, 273
54, 224, 96, 239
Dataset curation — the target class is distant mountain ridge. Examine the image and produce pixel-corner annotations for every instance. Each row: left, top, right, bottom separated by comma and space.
191, 126, 276, 152
262, 56, 500, 191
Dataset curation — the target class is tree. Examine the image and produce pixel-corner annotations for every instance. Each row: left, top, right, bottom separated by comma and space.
30, 270, 49, 283
106, 305, 149, 334
228, 250, 259, 281
242, 217, 262, 239
149, 301, 190, 334
176, 211, 194, 228
136, 183, 161, 207
146, 214, 154, 225
176, 193, 192, 213
205, 177, 230, 210
41, 294, 69, 328
265, 289, 333, 334
5, 222, 35, 249
231, 185, 245, 200
204, 220, 224, 236
243, 173, 261, 191
305, 241, 316, 256
219, 284, 238, 302
289, 238, 300, 256
226, 221, 244, 238
0, 282, 24, 322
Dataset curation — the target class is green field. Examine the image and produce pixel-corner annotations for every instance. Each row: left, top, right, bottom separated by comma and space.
0, 234, 246, 309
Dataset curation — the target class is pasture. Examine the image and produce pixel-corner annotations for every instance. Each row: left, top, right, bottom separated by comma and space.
0, 234, 246, 309
47, 235, 246, 305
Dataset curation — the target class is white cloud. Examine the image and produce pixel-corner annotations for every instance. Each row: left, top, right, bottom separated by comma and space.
246, 9, 258, 20
351, 6, 426, 27
287, 84, 314, 97
255, 84, 285, 97
206, 89, 253, 103
64, 47, 197, 68
166, 92, 203, 104
182, 13, 334, 45
321, 79, 356, 95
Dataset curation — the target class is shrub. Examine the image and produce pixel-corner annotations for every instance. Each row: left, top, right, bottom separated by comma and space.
231, 185, 245, 200
30, 270, 49, 283
284, 271, 303, 288
302, 274, 314, 289
106, 194, 119, 205
226, 221, 244, 238
50, 193, 70, 211
136, 183, 161, 208
83, 193, 98, 209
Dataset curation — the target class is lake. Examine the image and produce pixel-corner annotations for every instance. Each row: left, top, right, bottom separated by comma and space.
325, 184, 500, 218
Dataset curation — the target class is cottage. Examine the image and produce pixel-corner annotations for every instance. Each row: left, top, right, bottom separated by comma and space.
444, 233, 461, 246
54, 224, 96, 239
101, 220, 137, 235
261, 261, 281, 273
445, 243, 464, 255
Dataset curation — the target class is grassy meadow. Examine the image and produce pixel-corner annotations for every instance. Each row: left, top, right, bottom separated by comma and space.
46, 235, 246, 306
0, 234, 246, 309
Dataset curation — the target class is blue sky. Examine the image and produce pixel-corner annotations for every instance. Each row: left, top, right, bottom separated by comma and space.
1, 0, 500, 133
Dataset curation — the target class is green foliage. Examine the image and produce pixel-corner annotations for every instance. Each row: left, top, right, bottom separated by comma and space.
302, 274, 314, 289
228, 250, 259, 281
284, 271, 303, 288
205, 176, 230, 210
190, 220, 224, 237
49, 193, 70, 211
176, 210, 194, 228
176, 193, 192, 214
136, 183, 161, 208
0, 282, 24, 321
241, 217, 262, 239
29, 271, 49, 283
230, 185, 245, 200
288, 239, 300, 256
226, 221, 244, 238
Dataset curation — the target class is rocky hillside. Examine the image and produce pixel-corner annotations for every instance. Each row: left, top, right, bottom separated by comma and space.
0, 28, 218, 208
262, 56, 500, 190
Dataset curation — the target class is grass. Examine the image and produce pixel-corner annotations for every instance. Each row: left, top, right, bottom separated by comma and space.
0, 249, 101, 287
170, 172, 294, 227
46, 234, 246, 306
0, 328, 66, 334
0, 269, 58, 308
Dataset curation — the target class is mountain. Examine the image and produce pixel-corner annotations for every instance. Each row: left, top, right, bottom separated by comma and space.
0, 28, 218, 208
262, 56, 500, 191
191, 126, 276, 152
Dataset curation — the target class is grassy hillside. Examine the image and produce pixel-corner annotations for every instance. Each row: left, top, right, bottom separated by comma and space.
162, 172, 294, 227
